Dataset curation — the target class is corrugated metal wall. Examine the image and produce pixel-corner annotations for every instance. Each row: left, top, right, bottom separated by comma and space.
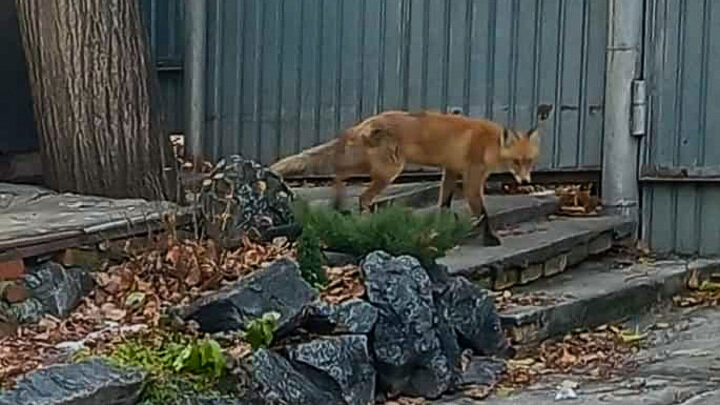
142, 0, 185, 133
642, 0, 720, 255
144, 0, 609, 168
0, 0, 37, 153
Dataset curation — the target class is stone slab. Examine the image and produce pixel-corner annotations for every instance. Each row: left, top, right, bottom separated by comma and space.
439, 216, 635, 280
500, 259, 720, 345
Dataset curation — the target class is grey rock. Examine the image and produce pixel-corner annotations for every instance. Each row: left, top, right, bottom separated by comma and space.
323, 251, 357, 267
362, 251, 458, 399
456, 356, 506, 387
286, 335, 376, 405
11, 261, 94, 323
179, 259, 316, 335
4, 298, 42, 326
199, 156, 295, 240
252, 349, 342, 405
303, 298, 378, 335
436, 276, 510, 356
0, 359, 144, 405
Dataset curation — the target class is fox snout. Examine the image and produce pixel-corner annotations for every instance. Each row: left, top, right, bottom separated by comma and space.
513, 174, 531, 185
511, 169, 532, 185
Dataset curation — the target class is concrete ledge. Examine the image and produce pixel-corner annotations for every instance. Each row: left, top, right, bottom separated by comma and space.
417, 193, 559, 230
294, 183, 559, 230
500, 259, 720, 345
439, 216, 635, 286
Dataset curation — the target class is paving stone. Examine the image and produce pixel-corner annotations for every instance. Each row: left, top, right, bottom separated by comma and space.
441, 216, 634, 279
543, 254, 568, 277
500, 259, 720, 344
519, 264, 543, 285
588, 232, 613, 255
567, 243, 589, 267
493, 269, 519, 290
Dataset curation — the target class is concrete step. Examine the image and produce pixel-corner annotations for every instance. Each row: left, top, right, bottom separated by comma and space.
438, 215, 636, 290
417, 192, 560, 231
294, 182, 560, 230
293, 183, 431, 207
498, 258, 720, 345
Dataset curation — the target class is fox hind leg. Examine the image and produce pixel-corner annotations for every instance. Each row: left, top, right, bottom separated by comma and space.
333, 173, 352, 215
439, 169, 459, 209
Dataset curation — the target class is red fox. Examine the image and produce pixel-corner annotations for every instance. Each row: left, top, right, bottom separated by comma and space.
271, 105, 553, 246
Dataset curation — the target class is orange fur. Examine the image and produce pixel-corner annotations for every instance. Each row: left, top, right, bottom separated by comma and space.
270, 107, 552, 245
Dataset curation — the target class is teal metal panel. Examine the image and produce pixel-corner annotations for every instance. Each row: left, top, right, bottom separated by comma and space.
643, 0, 720, 255
142, 0, 184, 133
0, 0, 37, 153
143, 0, 608, 169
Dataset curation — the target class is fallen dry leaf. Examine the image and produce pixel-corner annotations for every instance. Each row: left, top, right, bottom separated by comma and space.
494, 291, 562, 312
555, 184, 600, 216
101, 303, 127, 322
385, 397, 428, 405
502, 325, 639, 389
1, 235, 291, 389
463, 385, 493, 400
319, 265, 366, 304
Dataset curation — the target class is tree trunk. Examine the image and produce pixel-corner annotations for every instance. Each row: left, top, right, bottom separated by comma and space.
15, 0, 181, 202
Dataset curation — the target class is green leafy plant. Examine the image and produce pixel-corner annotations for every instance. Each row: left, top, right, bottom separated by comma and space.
101, 334, 228, 404
296, 225, 328, 287
293, 201, 472, 269
169, 338, 226, 379
242, 311, 281, 350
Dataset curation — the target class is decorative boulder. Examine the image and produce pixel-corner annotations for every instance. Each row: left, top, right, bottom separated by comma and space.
252, 349, 342, 405
198, 155, 295, 241
302, 298, 378, 335
9, 261, 93, 323
178, 259, 316, 336
436, 276, 511, 357
0, 359, 144, 405
285, 335, 376, 405
362, 251, 459, 399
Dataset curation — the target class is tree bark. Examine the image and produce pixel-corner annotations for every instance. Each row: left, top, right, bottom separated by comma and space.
15, 0, 181, 202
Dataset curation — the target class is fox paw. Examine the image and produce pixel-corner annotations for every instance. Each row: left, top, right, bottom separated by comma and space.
484, 232, 502, 247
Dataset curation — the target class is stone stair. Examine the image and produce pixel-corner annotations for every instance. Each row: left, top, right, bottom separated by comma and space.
295, 182, 700, 346
295, 182, 636, 293
498, 258, 720, 345
436, 193, 635, 291
293, 182, 720, 350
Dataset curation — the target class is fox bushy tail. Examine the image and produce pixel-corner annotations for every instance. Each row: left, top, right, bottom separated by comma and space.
269, 138, 340, 177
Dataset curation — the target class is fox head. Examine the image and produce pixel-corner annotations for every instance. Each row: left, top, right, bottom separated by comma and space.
499, 104, 552, 185
500, 128, 540, 185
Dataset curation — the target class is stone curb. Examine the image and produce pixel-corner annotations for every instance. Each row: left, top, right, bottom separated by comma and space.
500, 259, 720, 345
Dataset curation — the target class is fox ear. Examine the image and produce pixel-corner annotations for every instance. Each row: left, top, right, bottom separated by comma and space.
502, 128, 519, 147
527, 128, 540, 146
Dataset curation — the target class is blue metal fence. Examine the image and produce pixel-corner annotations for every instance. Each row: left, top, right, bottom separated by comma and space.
641, 0, 720, 255
142, 0, 185, 133
143, 0, 609, 169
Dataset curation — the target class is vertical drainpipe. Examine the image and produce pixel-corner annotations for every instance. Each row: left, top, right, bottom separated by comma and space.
184, 0, 207, 163
602, 0, 644, 224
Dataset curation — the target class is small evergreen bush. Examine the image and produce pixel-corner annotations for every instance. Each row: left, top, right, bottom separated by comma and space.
294, 201, 472, 276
